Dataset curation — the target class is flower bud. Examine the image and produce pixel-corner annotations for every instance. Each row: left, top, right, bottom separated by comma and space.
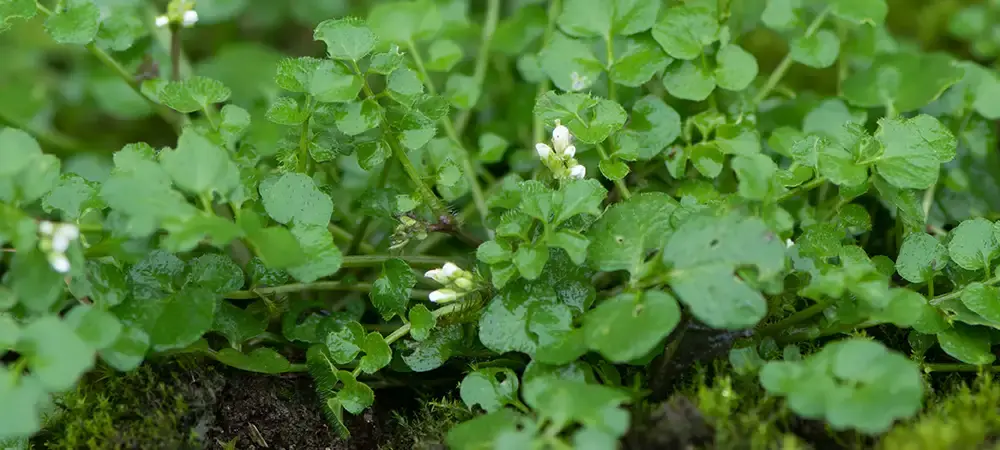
39, 221, 54, 235
569, 165, 586, 179
155, 15, 169, 27
429, 289, 460, 303
48, 253, 71, 274
453, 277, 474, 291
535, 143, 552, 160
51, 235, 71, 253
552, 124, 571, 150
562, 145, 576, 158
56, 223, 79, 241
182, 10, 199, 27
441, 262, 461, 278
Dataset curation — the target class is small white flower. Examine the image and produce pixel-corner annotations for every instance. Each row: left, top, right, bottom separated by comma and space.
569, 165, 586, 179
181, 10, 199, 27
424, 268, 450, 285
39, 221, 54, 235
785, 238, 794, 248
155, 15, 169, 27
552, 124, 571, 150
48, 253, 71, 274
55, 223, 79, 241
562, 145, 576, 158
51, 235, 71, 253
441, 262, 461, 278
535, 143, 552, 160
429, 288, 460, 303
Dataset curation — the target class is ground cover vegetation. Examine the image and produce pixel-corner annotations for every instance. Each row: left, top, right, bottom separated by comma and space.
3, 0, 1000, 448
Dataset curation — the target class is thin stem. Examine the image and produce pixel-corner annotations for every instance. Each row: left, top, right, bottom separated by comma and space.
351, 301, 464, 377
596, 143, 632, 199
297, 96, 314, 174
225, 281, 431, 300
387, 133, 449, 218
349, 160, 393, 256
774, 176, 826, 203
931, 274, 1000, 306
405, 41, 489, 226
533, 0, 562, 144
169, 24, 182, 81
923, 363, 1000, 373
454, 0, 500, 134
751, 7, 830, 106
605, 34, 616, 101
755, 298, 835, 339
34, 3, 182, 131
339, 255, 459, 268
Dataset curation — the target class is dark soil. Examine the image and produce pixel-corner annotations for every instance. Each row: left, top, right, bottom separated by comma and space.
33, 358, 400, 450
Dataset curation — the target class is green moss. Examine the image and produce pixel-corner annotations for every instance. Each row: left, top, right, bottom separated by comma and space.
382, 396, 475, 450
878, 374, 1000, 450
31, 358, 220, 450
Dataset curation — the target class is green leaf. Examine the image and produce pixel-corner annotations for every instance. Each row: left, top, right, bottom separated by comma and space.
114, 287, 218, 352
310, 60, 364, 103
523, 376, 631, 437
266, 97, 311, 125
662, 60, 715, 101
538, 32, 603, 93
588, 192, 677, 278
337, 371, 375, 414
326, 322, 365, 363
0, 0, 36, 33
732, 153, 778, 201
460, 368, 520, 413
259, 172, 334, 226
549, 230, 590, 265
314, 17, 376, 61
663, 212, 785, 329
426, 39, 464, 72
42, 173, 103, 221
0, 128, 42, 177
212, 301, 267, 346
98, 325, 149, 372
245, 226, 309, 269
816, 136, 870, 188
18, 316, 95, 391
360, 332, 392, 373
841, 51, 963, 113
895, 233, 948, 283
583, 290, 680, 363
478, 132, 509, 163
370, 258, 417, 321
356, 139, 391, 170
401, 323, 463, 371
184, 254, 245, 294
219, 104, 251, 145
651, 2, 719, 59
334, 100, 381, 136
534, 91, 627, 144
69, 260, 128, 308
215, 348, 294, 374
790, 30, 840, 69
367, 0, 440, 44
44, 0, 100, 45
714, 44, 758, 91
960, 283, 1000, 326
387, 68, 425, 107
0, 152, 60, 204
937, 324, 995, 365
620, 96, 681, 160
599, 159, 629, 181
831, 0, 887, 25
276, 57, 320, 93
446, 410, 521, 450
556, 178, 607, 224
159, 76, 232, 113
514, 244, 549, 281
609, 35, 671, 87
409, 304, 436, 341
873, 115, 956, 190
368, 46, 404, 75
160, 128, 240, 196
64, 305, 122, 351
286, 224, 343, 283
7, 249, 64, 313
947, 218, 999, 271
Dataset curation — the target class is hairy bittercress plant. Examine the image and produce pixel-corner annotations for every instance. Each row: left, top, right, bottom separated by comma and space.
3, 0, 1000, 448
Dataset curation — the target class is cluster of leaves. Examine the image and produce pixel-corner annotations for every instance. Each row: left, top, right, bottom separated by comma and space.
4, 0, 1000, 448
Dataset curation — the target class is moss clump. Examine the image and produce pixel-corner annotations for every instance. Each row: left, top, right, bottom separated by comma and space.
32, 358, 221, 450
382, 396, 474, 450
877, 374, 1000, 450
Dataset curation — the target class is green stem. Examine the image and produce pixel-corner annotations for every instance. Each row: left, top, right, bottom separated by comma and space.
596, 143, 632, 199
387, 134, 449, 218
931, 274, 1000, 306
203, 104, 219, 130
351, 301, 464, 377
605, 34, 616, 101
774, 320, 881, 345
774, 176, 826, 203
225, 281, 432, 300
751, 7, 830, 107
297, 96, 314, 174
339, 255, 459, 268
35, 3, 182, 131
349, 160, 394, 256
923, 363, 1000, 373
755, 298, 835, 339
453, 0, 500, 134
405, 42, 489, 226
533, 0, 562, 144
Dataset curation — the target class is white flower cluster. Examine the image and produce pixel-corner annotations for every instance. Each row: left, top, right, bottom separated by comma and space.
424, 262, 475, 303
37, 221, 79, 274
155, 10, 198, 28
536, 121, 586, 180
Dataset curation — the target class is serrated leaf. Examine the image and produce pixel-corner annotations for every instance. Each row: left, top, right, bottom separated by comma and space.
44, 0, 100, 45
286, 224, 343, 283
266, 97, 311, 125
610, 35, 671, 87
841, 51, 963, 113
370, 259, 417, 321
160, 128, 240, 196
159, 77, 232, 113
409, 304, 435, 341
588, 192, 677, 278
314, 18, 376, 61
895, 233, 947, 283
0, 0, 36, 33
460, 368, 520, 413
651, 1, 719, 60
534, 91, 627, 144
334, 100, 381, 135
367, 0, 441, 44
259, 172, 334, 226
947, 218, 999, 271
873, 115, 956, 190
